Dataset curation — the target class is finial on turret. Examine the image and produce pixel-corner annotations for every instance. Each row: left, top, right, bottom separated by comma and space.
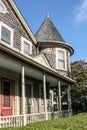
46, 12, 49, 18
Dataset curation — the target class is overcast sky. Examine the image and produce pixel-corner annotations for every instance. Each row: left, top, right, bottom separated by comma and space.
14, 0, 87, 62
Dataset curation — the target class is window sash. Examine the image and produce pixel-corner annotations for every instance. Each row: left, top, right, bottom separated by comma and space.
58, 59, 65, 69
24, 41, 30, 55
1, 26, 11, 44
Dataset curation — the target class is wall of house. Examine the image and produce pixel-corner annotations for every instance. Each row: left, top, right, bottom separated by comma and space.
0, 0, 36, 54
39, 45, 70, 76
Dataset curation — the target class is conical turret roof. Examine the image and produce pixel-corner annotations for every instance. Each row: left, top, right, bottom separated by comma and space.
35, 15, 65, 42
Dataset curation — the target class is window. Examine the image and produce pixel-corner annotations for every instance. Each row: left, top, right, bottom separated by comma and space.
0, 22, 13, 46
0, 0, 8, 13
39, 84, 44, 105
22, 37, 32, 55
56, 49, 66, 70
1, 26, 11, 44
25, 83, 33, 105
24, 41, 30, 55
3, 81, 11, 107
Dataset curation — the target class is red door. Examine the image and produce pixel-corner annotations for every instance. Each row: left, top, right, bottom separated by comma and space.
1, 79, 13, 116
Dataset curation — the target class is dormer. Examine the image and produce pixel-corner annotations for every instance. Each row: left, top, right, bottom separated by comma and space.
36, 16, 74, 76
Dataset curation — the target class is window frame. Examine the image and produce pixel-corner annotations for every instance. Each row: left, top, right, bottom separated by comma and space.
25, 80, 33, 106
0, 0, 8, 14
0, 22, 13, 47
56, 48, 66, 70
21, 37, 32, 55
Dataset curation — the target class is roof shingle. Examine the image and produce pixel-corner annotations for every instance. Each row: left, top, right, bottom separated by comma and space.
35, 16, 65, 42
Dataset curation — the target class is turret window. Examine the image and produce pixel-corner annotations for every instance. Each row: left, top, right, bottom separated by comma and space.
56, 49, 66, 70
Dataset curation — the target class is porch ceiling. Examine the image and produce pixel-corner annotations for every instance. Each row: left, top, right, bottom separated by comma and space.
0, 57, 58, 86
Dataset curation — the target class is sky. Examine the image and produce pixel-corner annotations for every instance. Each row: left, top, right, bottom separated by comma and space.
14, 0, 87, 62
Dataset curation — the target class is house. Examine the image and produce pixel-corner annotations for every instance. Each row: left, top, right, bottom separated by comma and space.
0, 0, 74, 128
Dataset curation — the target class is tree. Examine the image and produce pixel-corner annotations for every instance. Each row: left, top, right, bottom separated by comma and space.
71, 60, 87, 114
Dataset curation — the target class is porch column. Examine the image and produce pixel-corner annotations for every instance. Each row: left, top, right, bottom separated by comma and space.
67, 85, 71, 110
43, 74, 48, 120
58, 80, 61, 111
21, 65, 26, 125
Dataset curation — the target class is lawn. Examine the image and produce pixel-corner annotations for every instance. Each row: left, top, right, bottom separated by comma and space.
1, 113, 87, 130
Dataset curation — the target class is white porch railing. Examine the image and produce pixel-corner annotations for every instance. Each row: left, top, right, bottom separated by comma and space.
0, 115, 24, 128
0, 110, 72, 128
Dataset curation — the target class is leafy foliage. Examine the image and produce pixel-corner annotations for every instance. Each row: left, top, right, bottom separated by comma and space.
71, 60, 87, 113
1, 113, 87, 130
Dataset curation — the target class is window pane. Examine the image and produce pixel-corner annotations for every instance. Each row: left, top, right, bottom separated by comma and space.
25, 84, 32, 105
1, 26, 11, 44
58, 50, 64, 60
24, 41, 30, 55
3, 81, 10, 107
58, 60, 65, 69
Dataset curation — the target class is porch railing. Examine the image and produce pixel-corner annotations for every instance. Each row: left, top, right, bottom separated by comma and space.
0, 115, 24, 128
0, 110, 72, 128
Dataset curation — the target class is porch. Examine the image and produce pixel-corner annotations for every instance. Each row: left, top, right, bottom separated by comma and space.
0, 49, 73, 128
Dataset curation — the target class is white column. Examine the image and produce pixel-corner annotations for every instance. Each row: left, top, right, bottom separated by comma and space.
43, 74, 48, 120
67, 85, 71, 110
58, 80, 61, 111
21, 65, 26, 125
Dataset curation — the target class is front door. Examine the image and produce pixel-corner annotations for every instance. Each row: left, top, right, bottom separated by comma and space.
1, 79, 13, 116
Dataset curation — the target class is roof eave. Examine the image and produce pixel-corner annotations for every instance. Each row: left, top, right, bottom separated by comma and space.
38, 40, 74, 56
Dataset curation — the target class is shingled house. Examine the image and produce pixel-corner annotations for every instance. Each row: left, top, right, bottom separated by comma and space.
0, 0, 74, 128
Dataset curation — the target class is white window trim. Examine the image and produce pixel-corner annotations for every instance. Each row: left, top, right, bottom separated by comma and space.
0, 21, 13, 47
25, 80, 33, 106
39, 84, 44, 106
21, 37, 32, 55
56, 48, 67, 70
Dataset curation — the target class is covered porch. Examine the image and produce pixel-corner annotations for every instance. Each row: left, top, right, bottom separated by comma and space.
0, 49, 73, 127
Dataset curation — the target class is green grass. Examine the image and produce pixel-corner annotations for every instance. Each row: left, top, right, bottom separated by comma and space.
1, 113, 87, 130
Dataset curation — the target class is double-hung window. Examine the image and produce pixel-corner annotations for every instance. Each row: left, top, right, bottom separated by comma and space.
57, 49, 66, 70
22, 37, 32, 55
0, 22, 13, 46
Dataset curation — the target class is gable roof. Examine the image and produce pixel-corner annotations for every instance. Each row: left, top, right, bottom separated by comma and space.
35, 15, 65, 42
32, 53, 51, 68
8, 0, 36, 45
